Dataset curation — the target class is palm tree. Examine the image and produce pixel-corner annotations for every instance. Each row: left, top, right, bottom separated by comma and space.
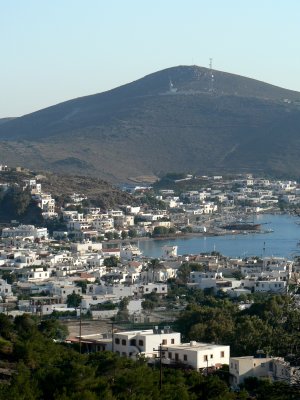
148, 258, 160, 283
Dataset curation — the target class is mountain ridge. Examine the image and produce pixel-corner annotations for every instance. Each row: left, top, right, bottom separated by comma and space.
1, 65, 300, 182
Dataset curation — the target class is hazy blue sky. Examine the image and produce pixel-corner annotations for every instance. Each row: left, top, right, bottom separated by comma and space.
1, 0, 300, 117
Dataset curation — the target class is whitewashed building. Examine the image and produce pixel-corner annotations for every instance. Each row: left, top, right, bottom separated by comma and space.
113, 328, 181, 358
0, 279, 13, 297
1, 225, 48, 240
163, 341, 230, 371
230, 355, 300, 387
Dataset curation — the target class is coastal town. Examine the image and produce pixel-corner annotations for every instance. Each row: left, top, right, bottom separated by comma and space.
1, 164, 300, 389
3, 2, 300, 397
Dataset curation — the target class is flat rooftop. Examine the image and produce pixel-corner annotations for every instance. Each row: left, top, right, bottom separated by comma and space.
163, 342, 229, 351
115, 329, 176, 336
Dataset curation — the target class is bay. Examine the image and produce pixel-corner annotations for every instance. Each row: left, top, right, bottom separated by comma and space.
138, 214, 300, 259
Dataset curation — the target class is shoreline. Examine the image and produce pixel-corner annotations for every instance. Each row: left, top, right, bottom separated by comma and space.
104, 211, 297, 247
105, 227, 262, 246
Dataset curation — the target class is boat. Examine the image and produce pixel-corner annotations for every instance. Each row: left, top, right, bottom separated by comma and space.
263, 228, 274, 233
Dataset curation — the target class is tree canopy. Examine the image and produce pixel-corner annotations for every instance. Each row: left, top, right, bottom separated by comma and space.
0, 312, 300, 399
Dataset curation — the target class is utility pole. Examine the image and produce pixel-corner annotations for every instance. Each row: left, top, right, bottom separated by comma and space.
153, 343, 167, 390
79, 305, 82, 354
111, 320, 115, 353
207, 357, 209, 376
108, 320, 127, 353
159, 344, 162, 390
40, 300, 43, 322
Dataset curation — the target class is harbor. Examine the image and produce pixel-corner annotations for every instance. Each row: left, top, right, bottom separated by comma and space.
138, 214, 300, 259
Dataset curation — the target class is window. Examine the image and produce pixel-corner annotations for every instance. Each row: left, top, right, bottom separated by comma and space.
138, 339, 144, 346
204, 355, 208, 362
221, 351, 225, 358
130, 339, 136, 346
122, 339, 126, 345
162, 339, 167, 345
171, 339, 175, 344
210, 354, 213, 359
175, 353, 179, 361
115, 338, 120, 344
162, 287, 165, 291
183, 354, 188, 361
168, 352, 172, 359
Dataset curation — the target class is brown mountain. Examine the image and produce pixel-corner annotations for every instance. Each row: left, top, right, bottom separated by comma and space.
1, 65, 300, 182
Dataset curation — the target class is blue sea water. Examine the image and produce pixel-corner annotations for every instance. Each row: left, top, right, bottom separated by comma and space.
138, 214, 300, 259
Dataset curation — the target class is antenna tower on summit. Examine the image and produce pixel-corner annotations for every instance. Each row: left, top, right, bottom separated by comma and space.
169, 78, 177, 93
209, 58, 214, 92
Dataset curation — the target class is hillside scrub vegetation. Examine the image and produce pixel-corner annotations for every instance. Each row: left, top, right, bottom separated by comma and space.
175, 293, 300, 358
0, 313, 299, 399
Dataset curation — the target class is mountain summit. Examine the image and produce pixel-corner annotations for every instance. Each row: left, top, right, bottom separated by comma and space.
1, 65, 300, 182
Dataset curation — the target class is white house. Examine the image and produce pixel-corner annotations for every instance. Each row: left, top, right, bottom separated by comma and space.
140, 267, 176, 283
86, 254, 105, 268
87, 284, 135, 298
188, 271, 241, 292
138, 283, 168, 295
189, 271, 223, 290
23, 179, 42, 194
50, 284, 82, 300
0, 279, 13, 297
20, 267, 51, 282
2, 225, 48, 240
120, 245, 142, 260
125, 206, 141, 215
113, 328, 181, 358
162, 341, 230, 371
162, 246, 178, 260
70, 242, 102, 254
201, 202, 218, 214
92, 218, 114, 232
230, 355, 300, 387
230, 355, 273, 387
62, 211, 84, 221
254, 280, 286, 293
41, 303, 75, 315
35, 193, 55, 213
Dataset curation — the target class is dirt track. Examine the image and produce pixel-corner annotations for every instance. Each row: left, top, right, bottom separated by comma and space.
61, 319, 111, 339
